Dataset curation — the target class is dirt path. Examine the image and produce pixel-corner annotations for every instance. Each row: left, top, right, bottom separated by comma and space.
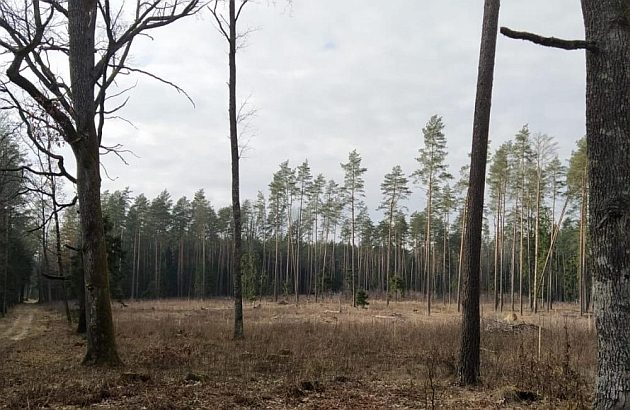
0, 303, 46, 343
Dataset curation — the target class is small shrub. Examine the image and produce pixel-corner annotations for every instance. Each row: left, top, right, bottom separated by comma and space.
355, 290, 369, 308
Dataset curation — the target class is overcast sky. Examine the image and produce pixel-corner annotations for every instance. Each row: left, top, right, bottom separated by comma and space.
98, 0, 586, 214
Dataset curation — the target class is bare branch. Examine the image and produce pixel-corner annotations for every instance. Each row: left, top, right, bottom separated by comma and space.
100, 143, 137, 165
235, 0, 250, 22
500, 27, 597, 52
209, 1, 230, 41
121, 66, 195, 107
7, 94, 77, 183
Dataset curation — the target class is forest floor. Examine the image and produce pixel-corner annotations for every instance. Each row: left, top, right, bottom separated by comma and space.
0, 296, 595, 409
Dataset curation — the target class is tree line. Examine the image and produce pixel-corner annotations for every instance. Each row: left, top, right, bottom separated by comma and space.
4, 117, 589, 319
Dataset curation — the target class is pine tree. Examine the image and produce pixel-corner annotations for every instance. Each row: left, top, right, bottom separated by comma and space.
566, 137, 588, 314
341, 150, 367, 307
511, 125, 533, 315
378, 165, 411, 304
268, 167, 287, 301
488, 143, 510, 310
308, 174, 326, 299
413, 115, 450, 315
532, 133, 557, 313
294, 160, 312, 302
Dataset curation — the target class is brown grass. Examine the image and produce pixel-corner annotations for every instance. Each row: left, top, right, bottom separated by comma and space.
0, 297, 595, 409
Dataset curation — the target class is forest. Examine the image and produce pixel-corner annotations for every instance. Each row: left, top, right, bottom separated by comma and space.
1, 121, 590, 316
0, 0, 629, 409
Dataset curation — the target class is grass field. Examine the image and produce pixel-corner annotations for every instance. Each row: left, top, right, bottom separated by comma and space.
0, 296, 596, 409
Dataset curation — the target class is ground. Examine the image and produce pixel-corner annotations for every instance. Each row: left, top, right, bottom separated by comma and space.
0, 297, 595, 409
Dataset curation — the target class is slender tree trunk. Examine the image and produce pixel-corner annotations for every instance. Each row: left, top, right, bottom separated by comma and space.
457, 203, 467, 312
493, 196, 500, 310
510, 207, 517, 312
53, 200, 71, 324
351, 192, 356, 307
533, 157, 542, 313
426, 178, 432, 315
386, 199, 394, 305
274, 224, 279, 301
458, 0, 499, 386
500, 182, 506, 311
519, 198, 524, 315
228, 0, 244, 339
2, 211, 8, 315
77, 239, 86, 334
131, 230, 137, 299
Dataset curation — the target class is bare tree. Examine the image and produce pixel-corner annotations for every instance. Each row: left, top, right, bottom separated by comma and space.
0, 0, 202, 365
209, 0, 252, 339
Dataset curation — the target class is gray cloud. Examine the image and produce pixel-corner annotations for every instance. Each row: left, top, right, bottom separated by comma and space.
99, 0, 586, 216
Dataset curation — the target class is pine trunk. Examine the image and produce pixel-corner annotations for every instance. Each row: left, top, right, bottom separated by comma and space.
458, 0, 499, 385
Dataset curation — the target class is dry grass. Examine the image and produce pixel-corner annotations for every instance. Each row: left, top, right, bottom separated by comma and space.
0, 296, 595, 409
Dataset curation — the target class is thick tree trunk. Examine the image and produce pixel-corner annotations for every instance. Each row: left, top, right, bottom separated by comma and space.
581, 1, 630, 407
458, 0, 499, 386
68, 0, 120, 365
75, 150, 119, 364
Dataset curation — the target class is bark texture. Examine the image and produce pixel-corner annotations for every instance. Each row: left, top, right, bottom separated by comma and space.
229, 0, 244, 340
68, 0, 120, 365
458, 0, 500, 385
581, 1, 630, 407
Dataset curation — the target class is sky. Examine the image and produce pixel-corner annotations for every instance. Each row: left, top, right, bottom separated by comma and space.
96, 0, 586, 214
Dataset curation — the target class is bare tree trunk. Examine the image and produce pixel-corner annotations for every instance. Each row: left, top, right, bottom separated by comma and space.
426, 177, 432, 315
131, 230, 137, 300
2, 211, 8, 316
458, 0, 499, 386
581, 1, 630, 407
533, 156, 542, 313
274, 225, 279, 301
457, 203, 467, 312
445, 213, 450, 306
228, 0, 244, 339
53, 198, 71, 324
510, 207, 517, 311
519, 202, 524, 316
69, 0, 120, 365
493, 196, 499, 311
500, 181, 506, 312
76, 241, 86, 334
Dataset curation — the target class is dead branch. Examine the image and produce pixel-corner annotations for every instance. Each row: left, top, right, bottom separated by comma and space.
43, 272, 69, 280
119, 66, 195, 107
500, 27, 597, 52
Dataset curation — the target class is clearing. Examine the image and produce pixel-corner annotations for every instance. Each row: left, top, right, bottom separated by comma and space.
0, 297, 595, 409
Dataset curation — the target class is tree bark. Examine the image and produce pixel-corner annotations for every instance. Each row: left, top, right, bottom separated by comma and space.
229, 0, 244, 340
458, 0, 500, 386
68, 0, 120, 365
581, 1, 630, 407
